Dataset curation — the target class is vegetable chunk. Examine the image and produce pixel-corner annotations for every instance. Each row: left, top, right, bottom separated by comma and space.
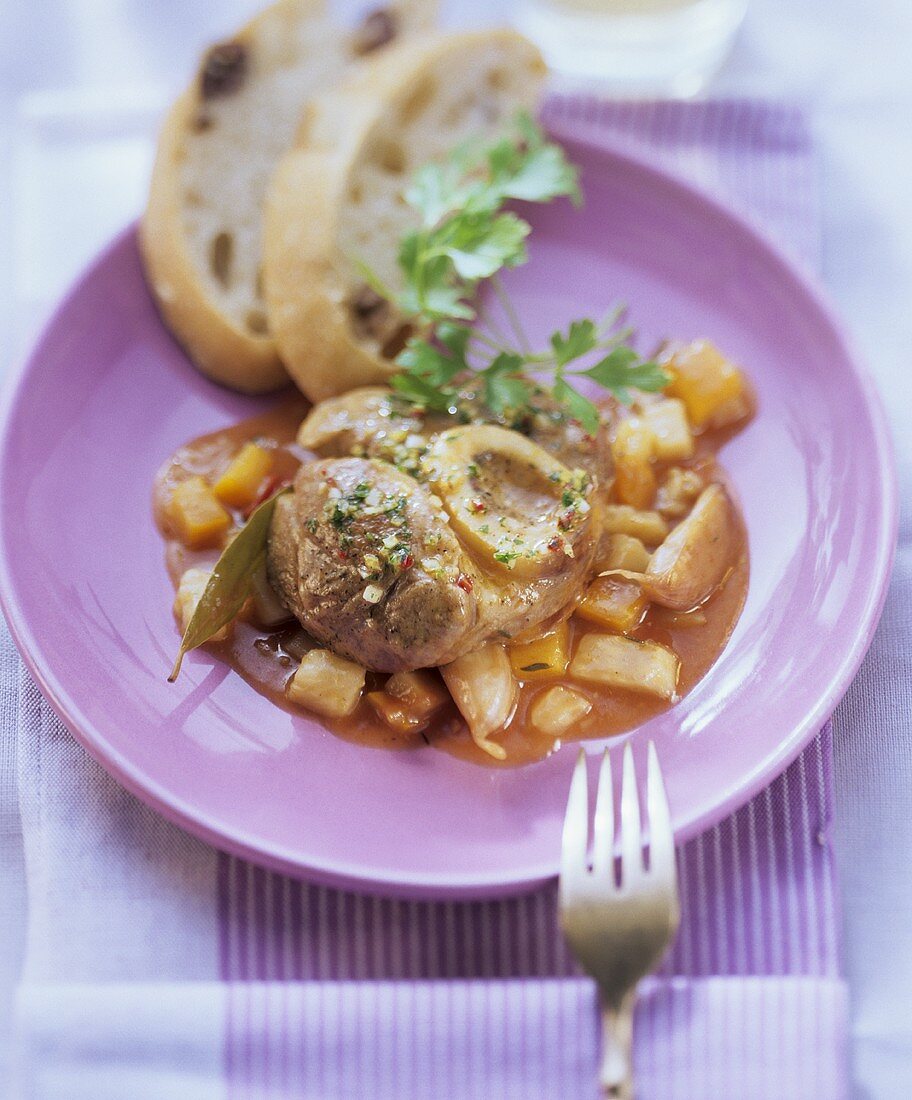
287, 649, 366, 717
611, 417, 657, 509
174, 567, 230, 641
214, 442, 273, 509
570, 634, 679, 700
577, 578, 647, 634
601, 505, 668, 546
595, 533, 651, 573
441, 643, 518, 760
639, 397, 694, 460
663, 340, 750, 429
509, 622, 571, 680
368, 670, 450, 734
608, 484, 736, 611
655, 467, 703, 519
530, 685, 592, 737
166, 476, 231, 549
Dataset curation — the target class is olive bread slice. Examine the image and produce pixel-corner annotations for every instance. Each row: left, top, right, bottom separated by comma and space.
262, 28, 547, 403
141, 0, 435, 394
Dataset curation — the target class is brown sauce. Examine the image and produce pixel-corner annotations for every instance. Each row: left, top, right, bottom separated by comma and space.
154, 398, 749, 767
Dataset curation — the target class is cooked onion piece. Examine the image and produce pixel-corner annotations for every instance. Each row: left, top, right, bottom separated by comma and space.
607, 484, 736, 611
441, 642, 518, 760
424, 424, 593, 579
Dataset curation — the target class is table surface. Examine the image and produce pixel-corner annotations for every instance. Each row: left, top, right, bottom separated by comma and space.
1, 0, 911, 1095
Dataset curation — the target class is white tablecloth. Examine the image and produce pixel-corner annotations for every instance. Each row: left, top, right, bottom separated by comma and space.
1, 1, 911, 1095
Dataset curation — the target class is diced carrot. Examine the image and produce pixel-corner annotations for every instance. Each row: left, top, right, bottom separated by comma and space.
663, 340, 750, 429
577, 577, 647, 634
509, 621, 571, 681
369, 670, 450, 734
166, 476, 231, 549
213, 442, 273, 509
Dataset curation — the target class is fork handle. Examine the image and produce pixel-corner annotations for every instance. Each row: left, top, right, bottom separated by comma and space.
599, 990, 636, 1098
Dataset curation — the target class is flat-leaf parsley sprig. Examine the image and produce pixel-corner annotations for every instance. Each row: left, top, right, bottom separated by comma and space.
358, 113, 669, 433
393, 309, 669, 435
358, 112, 579, 323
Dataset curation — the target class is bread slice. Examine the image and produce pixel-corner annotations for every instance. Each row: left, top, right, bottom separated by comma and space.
262, 29, 547, 404
141, 0, 436, 394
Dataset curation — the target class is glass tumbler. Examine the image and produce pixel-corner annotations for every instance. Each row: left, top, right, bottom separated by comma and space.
514, 0, 749, 96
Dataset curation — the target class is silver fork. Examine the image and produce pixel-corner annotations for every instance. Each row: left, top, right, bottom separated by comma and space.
559, 742, 680, 1099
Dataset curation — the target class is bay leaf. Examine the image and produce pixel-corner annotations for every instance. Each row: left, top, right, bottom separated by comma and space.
168, 488, 290, 682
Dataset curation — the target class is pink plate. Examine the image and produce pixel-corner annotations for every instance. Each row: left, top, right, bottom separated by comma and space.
0, 137, 896, 898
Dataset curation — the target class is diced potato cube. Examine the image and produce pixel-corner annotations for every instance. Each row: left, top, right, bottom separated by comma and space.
595, 533, 651, 573
369, 670, 450, 733
166, 476, 231, 549
639, 398, 694, 461
174, 567, 229, 641
655, 467, 704, 519
441, 643, 518, 760
286, 649, 365, 717
611, 417, 657, 509
663, 340, 750, 429
602, 505, 669, 546
509, 621, 570, 680
248, 565, 293, 628
577, 578, 648, 633
213, 443, 273, 509
570, 634, 679, 700
530, 685, 592, 738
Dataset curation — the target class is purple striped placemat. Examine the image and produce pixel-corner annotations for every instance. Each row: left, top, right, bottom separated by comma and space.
217, 730, 837, 981
221, 975, 844, 1099
217, 99, 843, 1095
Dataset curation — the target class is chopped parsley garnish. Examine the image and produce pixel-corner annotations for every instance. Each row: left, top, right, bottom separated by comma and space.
493, 548, 521, 567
